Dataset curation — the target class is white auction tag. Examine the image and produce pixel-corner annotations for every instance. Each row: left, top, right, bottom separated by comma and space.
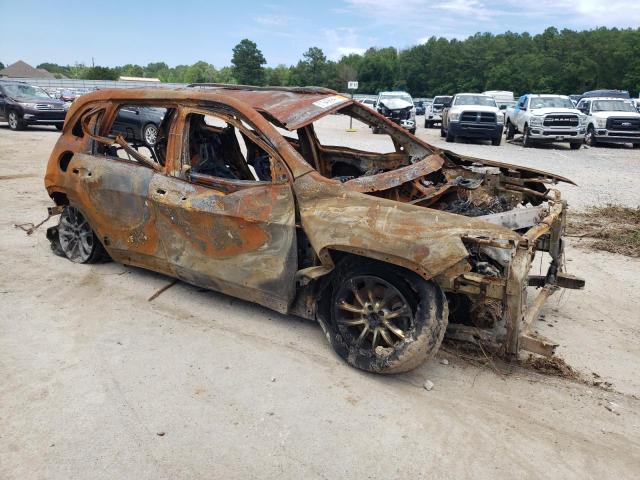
312, 95, 348, 109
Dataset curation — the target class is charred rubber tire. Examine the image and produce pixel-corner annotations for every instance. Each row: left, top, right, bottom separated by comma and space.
57, 206, 109, 264
585, 126, 598, 147
8, 110, 25, 131
322, 259, 448, 374
569, 141, 582, 150
492, 135, 502, 146
522, 125, 532, 147
505, 121, 515, 140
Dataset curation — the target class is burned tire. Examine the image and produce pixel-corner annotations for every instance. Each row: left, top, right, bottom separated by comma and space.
321, 259, 448, 374
57, 206, 109, 264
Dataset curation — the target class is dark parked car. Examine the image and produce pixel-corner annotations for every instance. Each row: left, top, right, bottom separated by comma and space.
0, 81, 67, 130
111, 106, 165, 146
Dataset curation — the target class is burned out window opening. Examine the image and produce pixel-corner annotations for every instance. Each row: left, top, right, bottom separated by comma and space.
182, 109, 289, 186
96, 104, 175, 168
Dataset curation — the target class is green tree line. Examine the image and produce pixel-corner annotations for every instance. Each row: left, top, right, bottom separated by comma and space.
31, 27, 640, 97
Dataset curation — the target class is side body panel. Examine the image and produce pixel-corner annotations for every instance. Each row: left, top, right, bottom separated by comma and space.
148, 173, 298, 313
61, 153, 172, 274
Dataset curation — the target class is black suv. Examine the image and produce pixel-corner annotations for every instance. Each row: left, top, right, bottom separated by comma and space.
0, 81, 67, 130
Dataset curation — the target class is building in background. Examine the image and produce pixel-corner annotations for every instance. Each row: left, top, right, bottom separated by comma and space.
0, 60, 61, 79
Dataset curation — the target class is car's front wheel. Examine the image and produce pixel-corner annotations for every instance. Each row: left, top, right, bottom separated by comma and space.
522, 125, 533, 147
7, 111, 25, 131
585, 126, 598, 147
322, 259, 448, 374
445, 127, 455, 143
505, 121, 515, 140
57, 206, 109, 263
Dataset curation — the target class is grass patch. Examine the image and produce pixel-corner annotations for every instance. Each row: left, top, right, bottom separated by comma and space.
567, 204, 640, 257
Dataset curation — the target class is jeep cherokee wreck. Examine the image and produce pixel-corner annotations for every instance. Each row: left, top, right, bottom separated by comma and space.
44, 84, 584, 374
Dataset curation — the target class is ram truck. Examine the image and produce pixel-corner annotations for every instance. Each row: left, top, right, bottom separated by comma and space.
505, 94, 586, 149
576, 97, 640, 148
424, 95, 452, 128
441, 93, 504, 145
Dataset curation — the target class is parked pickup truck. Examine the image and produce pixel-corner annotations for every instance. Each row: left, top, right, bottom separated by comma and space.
576, 97, 640, 148
505, 94, 586, 149
424, 95, 452, 128
441, 93, 504, 145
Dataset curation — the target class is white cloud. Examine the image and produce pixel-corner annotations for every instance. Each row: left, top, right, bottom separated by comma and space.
323, 28, 369, 60
254, 14, 292, 28
344, 0, 640, 33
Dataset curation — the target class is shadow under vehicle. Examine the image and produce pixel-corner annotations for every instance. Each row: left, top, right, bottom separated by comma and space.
43, 84, 584, 373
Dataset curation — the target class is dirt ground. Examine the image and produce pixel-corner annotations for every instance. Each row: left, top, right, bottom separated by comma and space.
1, 118, 639, 479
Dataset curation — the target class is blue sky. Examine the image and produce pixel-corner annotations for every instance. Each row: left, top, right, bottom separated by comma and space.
1, 0, 639, 68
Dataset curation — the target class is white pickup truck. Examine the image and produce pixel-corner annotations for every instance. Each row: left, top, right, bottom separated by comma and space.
576, 97, 640, 148
505, 94, 586, 149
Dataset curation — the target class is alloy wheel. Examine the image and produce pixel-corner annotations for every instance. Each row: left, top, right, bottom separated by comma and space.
333, 275, 414, 350
58, 207, 95, 263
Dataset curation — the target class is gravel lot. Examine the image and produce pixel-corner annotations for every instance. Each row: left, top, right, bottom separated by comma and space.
1, 120, 639, 479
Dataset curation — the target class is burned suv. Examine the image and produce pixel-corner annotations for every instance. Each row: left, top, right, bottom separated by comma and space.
44, 85, 583, 374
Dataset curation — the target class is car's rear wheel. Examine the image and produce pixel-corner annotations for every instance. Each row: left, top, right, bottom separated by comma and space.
57, 206, 108, 264
143, 123, 159, 146
8, 111, 25, 131
323, 259, 448, 374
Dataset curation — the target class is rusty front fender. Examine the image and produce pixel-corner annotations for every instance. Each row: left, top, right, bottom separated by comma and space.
294, 172, 520, 280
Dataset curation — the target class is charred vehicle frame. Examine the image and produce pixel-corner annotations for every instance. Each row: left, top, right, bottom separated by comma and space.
44, 84, 584, 373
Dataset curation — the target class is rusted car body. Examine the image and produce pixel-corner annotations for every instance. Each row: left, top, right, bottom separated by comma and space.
44, 84, 584, 373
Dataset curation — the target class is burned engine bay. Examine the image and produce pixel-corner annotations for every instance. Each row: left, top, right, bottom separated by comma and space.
285, 101, 577, 357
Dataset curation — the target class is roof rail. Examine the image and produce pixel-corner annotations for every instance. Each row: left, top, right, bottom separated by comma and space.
186, 83, 338, 95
